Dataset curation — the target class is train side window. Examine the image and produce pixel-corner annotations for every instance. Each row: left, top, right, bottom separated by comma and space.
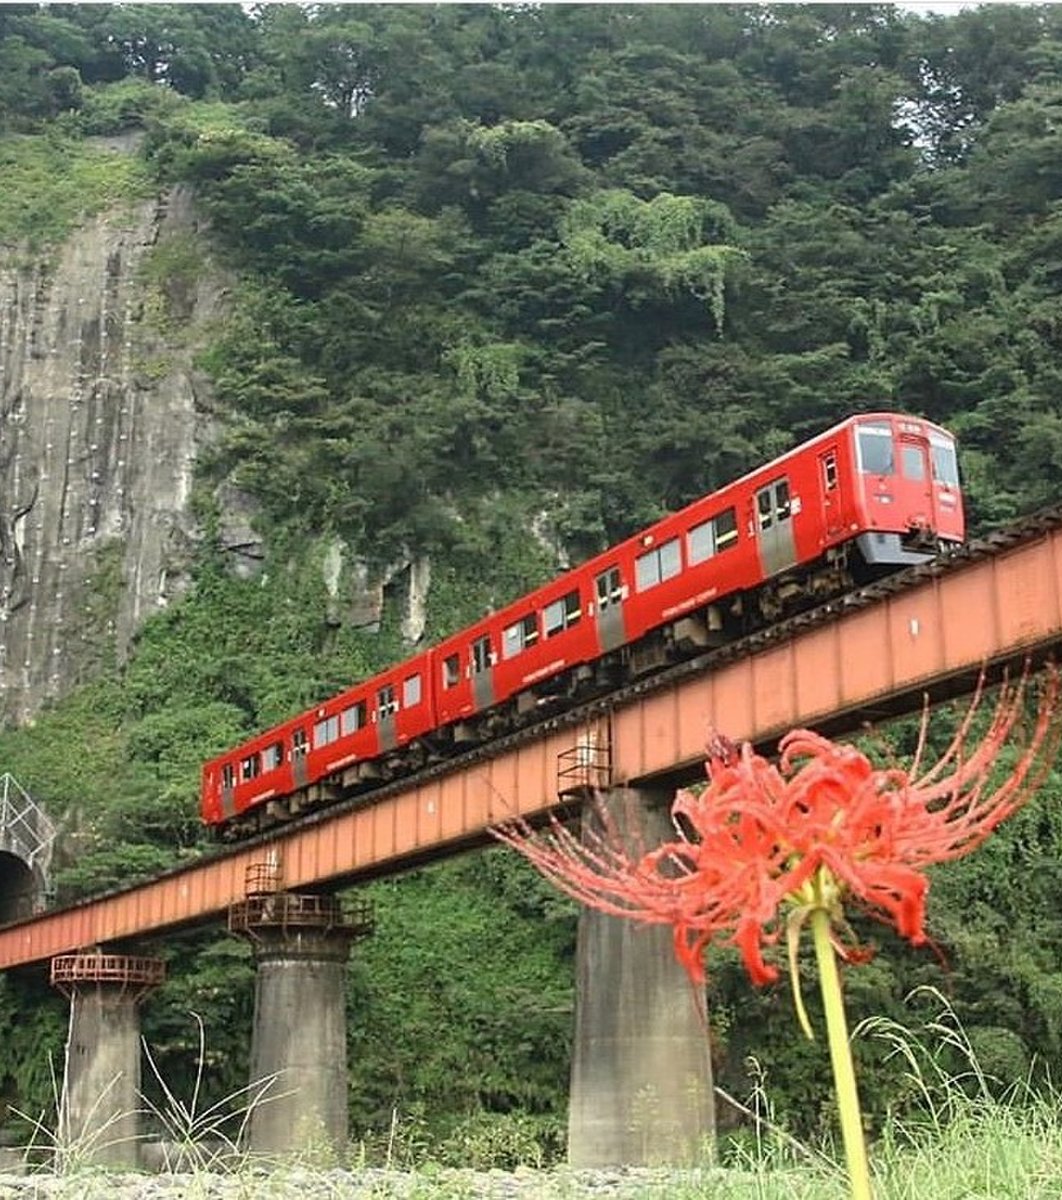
314, 714, 340, 747
442, 654, 460, 689
775, 479, 791, 521
688, 521, 714, 564
635, 537, 681, 591
902, 445, 925, 480
713, 507, 738, 552
929, 432, 959, 484
544, 590, 581, 638
241, 753, 261, 782
857, 421, 894, 475
221, 763, 236, 790
822, 453, 838, 491
595, 566, 623, 611
342, 700, 367, 735
503, 613, 538, 659
292, 728, 308, 759
503, 623, 519, 659
403, 673, 422, 708
472, 635, 492, 674
262, 741, 284, 771
689, 508, 738, 564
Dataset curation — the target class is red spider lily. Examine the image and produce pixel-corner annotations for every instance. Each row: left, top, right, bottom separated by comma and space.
492, 663, 1061, 989
492, 769, 788, 984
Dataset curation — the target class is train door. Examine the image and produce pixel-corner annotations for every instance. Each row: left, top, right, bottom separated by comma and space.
471, 633, 495, 710
290, 726, 309, 787
220, 762, 236, 819
375, 683, 398, 751
898, 436, 933, 514
594, 565, 626, 652
754, 477, 797, 577
819, 448, 843, 538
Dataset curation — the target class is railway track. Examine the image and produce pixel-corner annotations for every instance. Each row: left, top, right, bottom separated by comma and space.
14, 500, 1062, 920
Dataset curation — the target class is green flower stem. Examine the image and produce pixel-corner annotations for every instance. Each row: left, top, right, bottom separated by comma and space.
811, 906, 873, 1200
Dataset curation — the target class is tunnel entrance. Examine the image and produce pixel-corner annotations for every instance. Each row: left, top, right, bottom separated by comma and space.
0, 851, 37, 923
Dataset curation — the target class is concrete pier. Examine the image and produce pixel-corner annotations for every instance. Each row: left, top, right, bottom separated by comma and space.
567, 787, 715, 1167
230, 890, 372, 1159
51, 953, 164, 1168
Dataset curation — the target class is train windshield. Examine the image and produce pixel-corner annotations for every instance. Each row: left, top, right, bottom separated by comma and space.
929, 431, 959, 485
856, 421, 894, 475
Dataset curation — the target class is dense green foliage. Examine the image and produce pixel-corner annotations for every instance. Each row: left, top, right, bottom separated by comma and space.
5, 0, 1062, 1162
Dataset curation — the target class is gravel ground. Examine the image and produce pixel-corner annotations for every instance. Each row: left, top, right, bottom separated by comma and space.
0, 1167, 727, 1200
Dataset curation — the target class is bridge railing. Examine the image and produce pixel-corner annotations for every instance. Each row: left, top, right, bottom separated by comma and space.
557, 725, 613, 798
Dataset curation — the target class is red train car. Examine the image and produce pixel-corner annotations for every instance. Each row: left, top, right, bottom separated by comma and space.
200, 650, 437, 828
201, 412, 963, 833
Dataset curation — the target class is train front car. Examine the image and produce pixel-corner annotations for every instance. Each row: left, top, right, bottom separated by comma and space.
847, 414, 964, 570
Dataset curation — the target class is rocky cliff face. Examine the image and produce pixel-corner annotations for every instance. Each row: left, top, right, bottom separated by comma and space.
0, 186, 226, 724
0, 182, 437, 728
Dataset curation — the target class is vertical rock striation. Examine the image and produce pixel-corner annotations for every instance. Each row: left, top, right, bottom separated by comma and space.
0, 187, 225, 724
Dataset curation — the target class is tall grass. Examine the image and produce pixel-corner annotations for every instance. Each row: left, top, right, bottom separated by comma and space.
5, 991, 1060, 1197
139, 1012, 281, 1173
627, 988, 1062, 1198
12, 1055, 138, 1175
5, 1090, 1060, 1198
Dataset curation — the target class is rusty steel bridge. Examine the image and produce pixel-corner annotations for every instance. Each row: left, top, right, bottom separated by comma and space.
2, 504, 1061, 972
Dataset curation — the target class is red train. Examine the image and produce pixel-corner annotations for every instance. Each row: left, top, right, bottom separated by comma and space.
202, 412, 964, 835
